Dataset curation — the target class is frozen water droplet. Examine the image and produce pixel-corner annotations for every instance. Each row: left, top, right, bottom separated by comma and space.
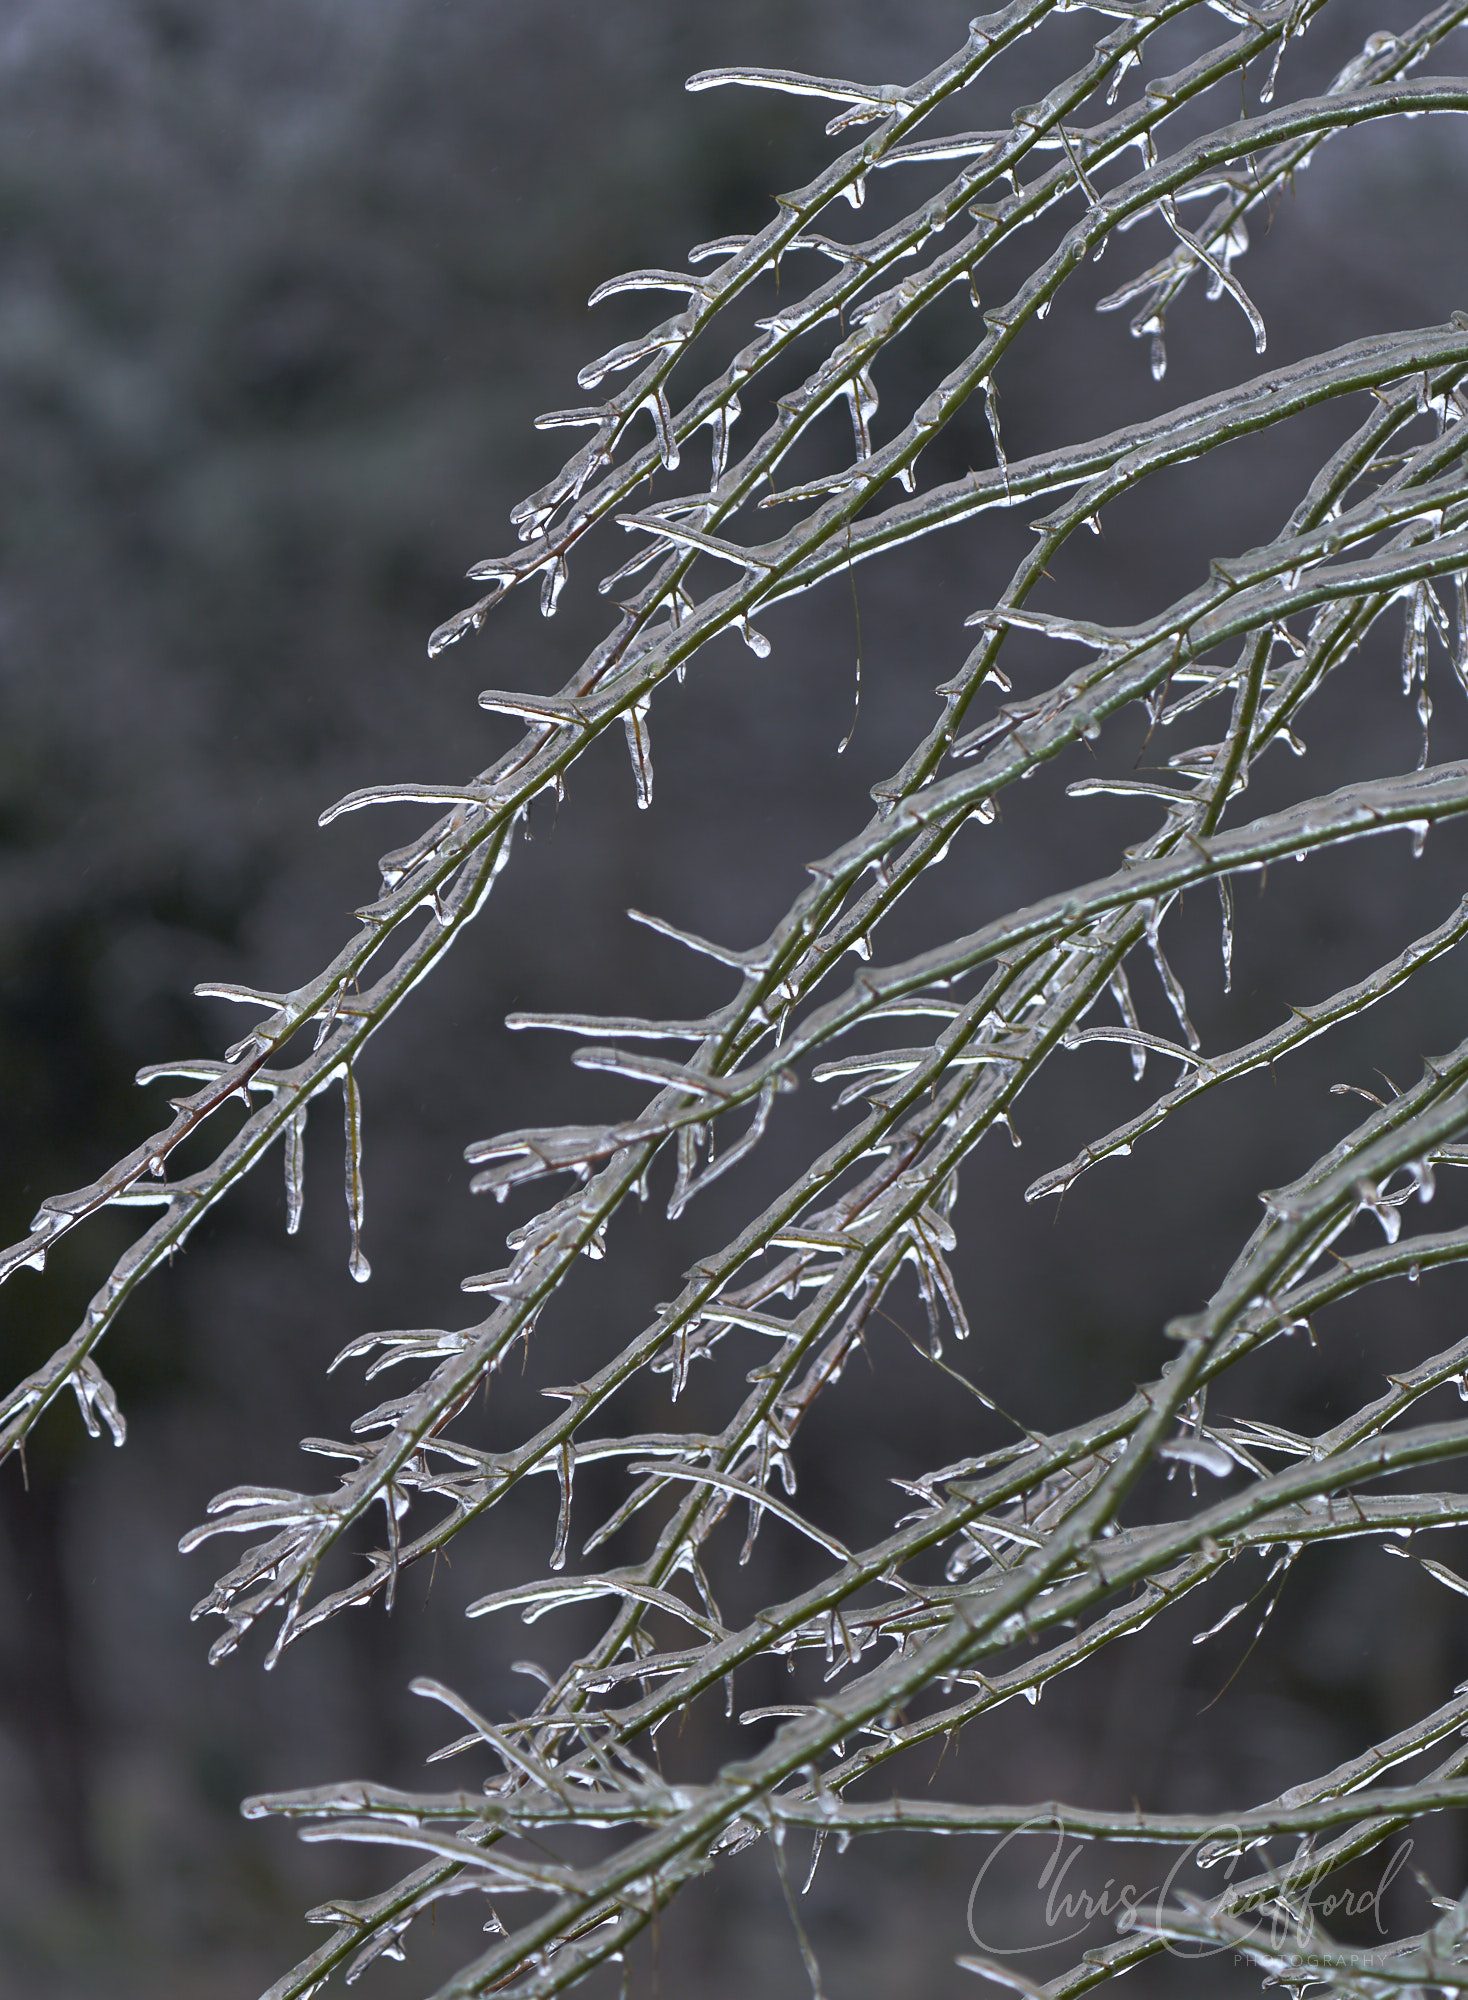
737, 615, 771, 658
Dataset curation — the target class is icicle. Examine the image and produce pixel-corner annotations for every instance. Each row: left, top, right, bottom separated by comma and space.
1109, 961, 1146, 1080
981, 377, 1007, 484
844, 368, 879, 461
668, 1081, 777, 1215
660, 581, 696, 634
284, 1106, 306, 1236
71, 1357, 126, 1447
1404, 580, 1429, 696
838, 599, 862, 755
707, 392, 741, 484
1192, 1599, 1249, 1644
549, 1441, 574, 1571
1142, 313, 1167, 382
623, 702, 654, 810
1106, 45, 1139, 104
1217, 875, 1235, 993
538, 554, 568, 618
906, 1215, 970, 1350
643, 387, 680, 471
342, 1066, 371, 1283
1404, 633, 1437, 745
1145, 901, 1199, 1049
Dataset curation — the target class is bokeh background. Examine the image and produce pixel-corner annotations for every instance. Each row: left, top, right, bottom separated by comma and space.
4, 2, 1468, 1994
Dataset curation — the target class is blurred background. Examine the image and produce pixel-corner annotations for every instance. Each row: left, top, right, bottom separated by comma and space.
4, 2, 1468, 1994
